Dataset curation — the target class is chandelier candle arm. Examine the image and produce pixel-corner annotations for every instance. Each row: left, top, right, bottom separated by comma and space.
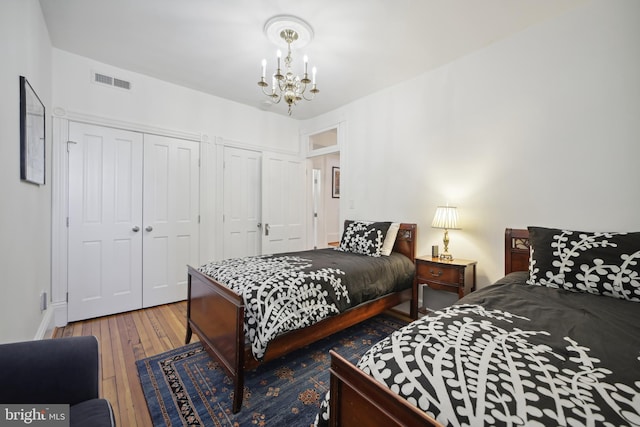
258, 59, 268, 87
301, 55, 310, 84
275, 50, 283, 80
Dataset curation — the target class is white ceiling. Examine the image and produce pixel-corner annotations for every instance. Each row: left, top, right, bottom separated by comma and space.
39, 0, 586, 120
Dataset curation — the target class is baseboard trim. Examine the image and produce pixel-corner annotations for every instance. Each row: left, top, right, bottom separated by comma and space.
34, 307, 56, 340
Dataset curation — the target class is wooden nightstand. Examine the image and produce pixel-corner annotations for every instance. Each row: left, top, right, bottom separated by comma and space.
411, 256, 477, 319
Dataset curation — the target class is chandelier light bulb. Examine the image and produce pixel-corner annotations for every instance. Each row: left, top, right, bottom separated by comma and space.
261, 59, 266, 78
312, 67, 317, 85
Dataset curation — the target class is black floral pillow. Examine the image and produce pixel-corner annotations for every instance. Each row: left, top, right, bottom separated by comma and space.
527, 226, 640, 302
336, 220, 391, 257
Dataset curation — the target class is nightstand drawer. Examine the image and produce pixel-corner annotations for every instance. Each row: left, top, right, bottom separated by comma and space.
416, 262, 460, 284
411, 256, 477, 320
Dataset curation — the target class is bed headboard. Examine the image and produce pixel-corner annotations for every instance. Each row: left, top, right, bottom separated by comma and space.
505, 228, 530, 275
393, 223, 417, 262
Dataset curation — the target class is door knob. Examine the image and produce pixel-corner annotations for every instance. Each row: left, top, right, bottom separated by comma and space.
145, 225, 153, 232
132, 226, 140, 232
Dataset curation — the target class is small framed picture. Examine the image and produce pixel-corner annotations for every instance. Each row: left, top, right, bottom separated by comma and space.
332, 167, 340, 198
20, 76, 46, 185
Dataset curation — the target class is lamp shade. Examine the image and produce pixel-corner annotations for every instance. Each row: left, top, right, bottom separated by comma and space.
431, 206, 459, 230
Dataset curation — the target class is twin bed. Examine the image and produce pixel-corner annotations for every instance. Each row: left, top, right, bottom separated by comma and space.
186, 223, 640, 425
185, 221, 416, 412
319, 227, 640, 426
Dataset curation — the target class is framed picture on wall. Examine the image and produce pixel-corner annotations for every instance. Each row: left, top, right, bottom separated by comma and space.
20, 76, 46, 185
332, 166, 340, 198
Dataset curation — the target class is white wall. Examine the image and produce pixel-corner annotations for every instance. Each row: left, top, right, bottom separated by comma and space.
52, 49, 299, 152
0, 0, 53, 343
303, 0, 640, 287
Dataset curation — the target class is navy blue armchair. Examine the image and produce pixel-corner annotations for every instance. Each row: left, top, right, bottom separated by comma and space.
0, 336, 115, 427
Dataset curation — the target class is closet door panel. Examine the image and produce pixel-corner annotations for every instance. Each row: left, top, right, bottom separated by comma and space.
222, 146, 262, 259
262, 153, 306, 255
143, 134, 200, 308
67, 122, 143, 321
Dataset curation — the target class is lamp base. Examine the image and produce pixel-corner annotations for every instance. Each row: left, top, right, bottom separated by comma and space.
439, 252, 453, 261
440, 229, 452, 261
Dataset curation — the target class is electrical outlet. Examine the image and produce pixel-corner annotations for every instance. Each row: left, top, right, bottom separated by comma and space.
40, 291, 47, 312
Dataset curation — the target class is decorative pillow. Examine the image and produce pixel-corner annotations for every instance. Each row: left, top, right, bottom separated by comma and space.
527, 226, 640, 302
380, 223, 400, 256
336, 220, 392, 257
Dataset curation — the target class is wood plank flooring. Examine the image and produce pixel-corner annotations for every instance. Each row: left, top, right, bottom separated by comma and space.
53, 302, 198, 427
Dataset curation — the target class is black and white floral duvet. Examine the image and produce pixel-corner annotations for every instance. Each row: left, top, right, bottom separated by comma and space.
198, 248, 414, 361
316, 271, 640, 426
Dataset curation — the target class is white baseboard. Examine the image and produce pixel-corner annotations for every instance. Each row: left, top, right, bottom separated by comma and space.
34, 307, 56, 340
33, 302, 68, 340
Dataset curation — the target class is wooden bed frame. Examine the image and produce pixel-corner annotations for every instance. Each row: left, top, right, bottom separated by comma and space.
185, 222, 417, 413
327, 228, 531, 427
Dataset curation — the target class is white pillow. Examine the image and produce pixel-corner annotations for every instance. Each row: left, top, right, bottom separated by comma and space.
380, 223, 400, 256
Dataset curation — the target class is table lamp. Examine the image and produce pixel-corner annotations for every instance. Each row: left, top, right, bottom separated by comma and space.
431, 206, 459, 261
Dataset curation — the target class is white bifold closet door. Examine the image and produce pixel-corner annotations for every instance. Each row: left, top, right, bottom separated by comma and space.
222, 147, 262, 260
67, 122, 199, 322
221, 148, 306, 259
142, 133, 200, 308
67, 123, 143, 321
261, 153, 305, 255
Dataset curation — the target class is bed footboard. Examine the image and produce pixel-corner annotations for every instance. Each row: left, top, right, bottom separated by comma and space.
329, 350, 441, 427
186, 266, 245, 413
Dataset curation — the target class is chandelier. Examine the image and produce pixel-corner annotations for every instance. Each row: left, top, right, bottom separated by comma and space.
258, 16, 319, 115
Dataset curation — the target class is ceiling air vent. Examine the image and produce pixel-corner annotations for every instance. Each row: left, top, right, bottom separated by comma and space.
92, 71, 132, 91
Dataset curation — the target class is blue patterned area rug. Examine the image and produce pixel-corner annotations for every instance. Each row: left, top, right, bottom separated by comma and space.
136, 314, 407, 426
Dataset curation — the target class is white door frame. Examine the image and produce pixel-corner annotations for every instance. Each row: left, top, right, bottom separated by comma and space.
301, 120, 345, 247
312, 168, 321, 249
51, 110, 204, 327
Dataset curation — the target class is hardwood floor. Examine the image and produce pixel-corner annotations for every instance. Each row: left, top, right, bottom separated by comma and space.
53, 301, 198, 427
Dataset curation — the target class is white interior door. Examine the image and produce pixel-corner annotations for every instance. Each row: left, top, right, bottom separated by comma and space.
262, 153, 306, 254
223, 147, 262, 259
67, 122, 143, 321
142, 134, 200, 308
